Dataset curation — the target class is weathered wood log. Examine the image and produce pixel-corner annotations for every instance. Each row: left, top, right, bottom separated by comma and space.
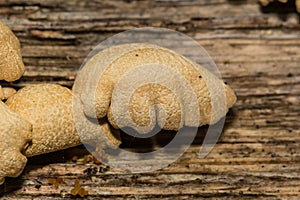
0, 0, 299, 199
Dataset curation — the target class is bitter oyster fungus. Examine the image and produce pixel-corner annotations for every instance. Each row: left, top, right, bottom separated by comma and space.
77, 43, 237, 134
0, 101, 32, 184
6, 84, 121, 156
0, 21, 25, 82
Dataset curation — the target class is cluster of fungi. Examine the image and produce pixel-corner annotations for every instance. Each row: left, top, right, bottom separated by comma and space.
0, 21, 236, 193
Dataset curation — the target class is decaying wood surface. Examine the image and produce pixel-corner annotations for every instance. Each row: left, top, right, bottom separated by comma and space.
0, 0, 299, 199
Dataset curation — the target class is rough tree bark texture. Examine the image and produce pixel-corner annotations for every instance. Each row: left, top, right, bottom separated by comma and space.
0, 0, 299, 199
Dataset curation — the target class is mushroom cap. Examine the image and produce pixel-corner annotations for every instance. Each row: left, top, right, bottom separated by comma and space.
0, 21, 25, 82
78, 43, 237, 133
0, 101, 32, 184
6, 84, 121, 157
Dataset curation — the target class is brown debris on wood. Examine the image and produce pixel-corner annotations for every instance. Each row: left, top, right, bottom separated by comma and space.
70, 179, 88, 198
48, 178, 65, 189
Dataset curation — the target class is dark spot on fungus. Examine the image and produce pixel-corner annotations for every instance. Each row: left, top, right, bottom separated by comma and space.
136, 54, 139, 57
224, 81, 228, 85
199, 75, 202, 78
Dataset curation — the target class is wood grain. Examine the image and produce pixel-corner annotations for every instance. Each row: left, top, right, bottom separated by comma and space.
0, 0, 299, 199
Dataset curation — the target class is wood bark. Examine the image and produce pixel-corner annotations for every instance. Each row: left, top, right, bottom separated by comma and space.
0, 0, 299, 199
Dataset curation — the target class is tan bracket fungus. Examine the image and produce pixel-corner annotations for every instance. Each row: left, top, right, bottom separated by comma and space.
0, 25, 237, 183
0, 21, 31, 185
0, 101, 32, 185
5, 84, 81, 157
6, 83, 121, 157
79, 43, 237, 133
0, 21, 25, 82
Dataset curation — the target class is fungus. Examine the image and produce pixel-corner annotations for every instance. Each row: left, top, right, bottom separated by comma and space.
6, 83, 121, 157
0, 101, 32, 184
5, 84, 81, 156
78, 43, 237, 134
0, 85, 16, 100
0, 21, 31, 185
0, 21, 25, 82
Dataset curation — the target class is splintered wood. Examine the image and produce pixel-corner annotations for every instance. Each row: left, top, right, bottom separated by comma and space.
0, 0, 299, 199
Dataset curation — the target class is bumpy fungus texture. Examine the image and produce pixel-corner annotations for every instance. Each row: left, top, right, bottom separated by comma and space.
0, 85, 16, 100
259, 0, 300, 12
0, 21, 25, 82
0, 101, 32, 185
5, 84, 81, 157
0, 20, 31, 185
6, 83, 121, 156
79, 43, 236, 134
